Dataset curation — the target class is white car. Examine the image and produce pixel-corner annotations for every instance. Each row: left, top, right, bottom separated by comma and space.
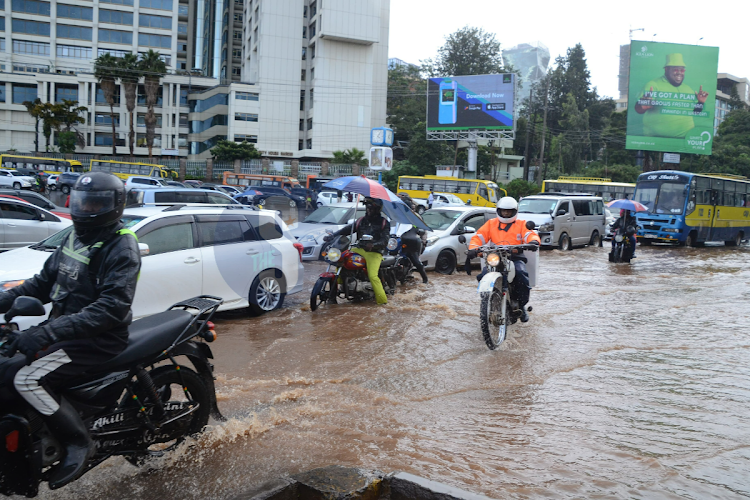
420, 206, 497, 274
316, 191, 341, 206
0, 170, 35, 189
0, 198, 72, 250
0, 205, 304, 330
412, 192, 467, 214
289, 202, 366, 260
46, 175, 59, 190
124, 176, 170, 190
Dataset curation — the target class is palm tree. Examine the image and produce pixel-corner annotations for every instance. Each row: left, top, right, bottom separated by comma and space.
139, 50, 167, 161
94, 54, 120, 155
119, 53, 141, 158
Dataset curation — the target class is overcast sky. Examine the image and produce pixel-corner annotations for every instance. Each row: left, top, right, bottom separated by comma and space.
388, 0, 749, 99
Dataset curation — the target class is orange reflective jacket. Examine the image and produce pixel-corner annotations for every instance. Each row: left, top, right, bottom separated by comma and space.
469, 218, 541, 249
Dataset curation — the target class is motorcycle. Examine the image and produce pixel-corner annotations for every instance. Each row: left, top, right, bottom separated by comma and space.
387, 227, 424, 285
459, 236, 539, 350
609, 223, 638, 263
310, 233, 397, 310
0, 295, 224, 497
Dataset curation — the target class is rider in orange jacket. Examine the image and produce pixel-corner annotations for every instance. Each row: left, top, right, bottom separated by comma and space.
468, 197, 540, 321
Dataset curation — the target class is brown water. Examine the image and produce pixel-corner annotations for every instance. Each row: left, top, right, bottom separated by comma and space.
36, 244, 750, 499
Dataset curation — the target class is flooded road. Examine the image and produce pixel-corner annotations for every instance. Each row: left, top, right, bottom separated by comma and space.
38, 243, 750, 499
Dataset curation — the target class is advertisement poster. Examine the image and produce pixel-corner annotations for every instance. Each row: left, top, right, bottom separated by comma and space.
369, 147, 392, 171
426, 74, 515, 131
626, 41, 719, 155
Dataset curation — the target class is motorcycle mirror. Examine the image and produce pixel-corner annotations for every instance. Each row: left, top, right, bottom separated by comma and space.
4, 296, 45, 323
526, 220, 536, 230
458, 235, 467, 244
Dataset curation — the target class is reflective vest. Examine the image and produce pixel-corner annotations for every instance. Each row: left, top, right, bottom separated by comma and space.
469, 218, 540, 249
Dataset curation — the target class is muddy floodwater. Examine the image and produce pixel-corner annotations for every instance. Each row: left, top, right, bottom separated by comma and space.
35, 243, 750, 499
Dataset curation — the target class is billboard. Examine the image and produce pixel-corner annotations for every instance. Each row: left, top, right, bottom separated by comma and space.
427, 74, 515, 131
626, 41, 719, 155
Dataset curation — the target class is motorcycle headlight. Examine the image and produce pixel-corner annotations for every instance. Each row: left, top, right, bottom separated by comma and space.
1, 280, 25, 290
327, 248, 341, 262
486, 253, 500, 267
387, 237, 398, 251
425, 235, 439, 247
615, 234, 623, 243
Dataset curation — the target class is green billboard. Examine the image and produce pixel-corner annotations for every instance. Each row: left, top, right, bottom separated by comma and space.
625, 41, 719, 155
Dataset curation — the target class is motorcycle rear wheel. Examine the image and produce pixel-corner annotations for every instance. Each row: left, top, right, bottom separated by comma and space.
310, 278, 332, 311
480, 289, 509, 350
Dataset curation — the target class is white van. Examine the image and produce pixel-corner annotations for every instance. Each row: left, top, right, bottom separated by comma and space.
518, 194, 606, 250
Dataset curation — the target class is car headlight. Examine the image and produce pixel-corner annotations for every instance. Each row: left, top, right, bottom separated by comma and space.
486, 253, 500, 267
425, 235, 439, 247
300, 233, 319, 244
1, 280, 25, 290
538, 223, 552, 232
387, 237, 398, 251
327, 247, 341, 262
21, 180, 31, 187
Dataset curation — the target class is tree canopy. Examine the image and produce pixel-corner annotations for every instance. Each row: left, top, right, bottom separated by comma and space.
422, 26, 505, 77
211, 140, 262, 161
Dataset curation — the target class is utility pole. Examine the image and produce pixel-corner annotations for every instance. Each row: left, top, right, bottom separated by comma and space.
523, 86, 533, 182
537, 77, 550, 182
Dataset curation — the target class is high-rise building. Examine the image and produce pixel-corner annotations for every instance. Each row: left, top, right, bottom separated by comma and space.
502, 42, 550, 88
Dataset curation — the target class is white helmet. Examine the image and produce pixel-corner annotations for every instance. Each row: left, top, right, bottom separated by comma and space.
496, 196, 518, 223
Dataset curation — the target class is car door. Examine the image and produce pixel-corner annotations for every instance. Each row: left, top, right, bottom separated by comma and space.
196, 214, 269, 310
0, 171, 12, 188
132, 216, 203, 318
456, 211, 489, 263
554, 200, 573, 242
0, 201, 50, 248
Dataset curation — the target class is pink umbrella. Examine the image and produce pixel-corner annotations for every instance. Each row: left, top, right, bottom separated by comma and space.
607, 199, 649, 212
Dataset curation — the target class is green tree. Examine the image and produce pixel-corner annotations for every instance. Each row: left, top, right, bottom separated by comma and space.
94, 53, 121, 155
381, 160, 421, 192
119, 53, 141, 157
386, 64, 426, 145
54, 100, 86, 132
601, 111, 635, 166
22, 98, 43, 152
139, 50, 167, 160
728, 86, 747, 112
332, 148, 367, 164
501, 178, 541, 200
57, 131, 77, 154
210, 140, 262, 161
422, 26, 505, 77
404, 122, 453, 173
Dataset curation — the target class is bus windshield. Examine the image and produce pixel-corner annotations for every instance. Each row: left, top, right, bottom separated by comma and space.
518, 198, 557, 214
634, 181, 686, 214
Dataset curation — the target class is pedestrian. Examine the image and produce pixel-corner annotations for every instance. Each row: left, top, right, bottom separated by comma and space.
346, 192, 353, 203
428, 190, 434, 210
337, 190, 343, 203
305, 193, 313, 210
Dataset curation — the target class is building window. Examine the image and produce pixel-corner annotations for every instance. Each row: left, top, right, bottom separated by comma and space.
95, 113, 120, 126
234, 0, 242, 5
99, 29, 133, 44
306, 139, 312, 149
232, 48, 242, 58
57, 25, 93, 41
232, 67, 241, 76
57, 44, 92, 59
299, 139, 303, 150
235, 112, 258, 122
98, 48, 128, 58
309, 21, 316, 38
310, 67, 314, 80
299, 119, 303, 131
0, 85, 5, 103
57, 3, 93, 20
301, 69, 306, 81
96, 87, 121, 104
139, 52, 170, 65
139, 0, 172, 10
234, 134, 257, 143
139, 13, 171, 29
310, 1, 316, 17
137, 85, 163, 106
301, 47, 306, 60
11, 19, 50, 36
11, 0, 50, 15
139, 33, 172, 48
12, 40, 50, 55
55, 86, 78, 103
309, 88, 314, 107
307, 118, 313, 130
235, 92, 259, 101
99, 9, 133, 24
100, 0, 134, 5
136, 134, 162, 147
300, 90, 305, 111
179, 114, 188, 126
233, 30, 242, 40
303, 26, 306, 38
310, 44, 315, 59
303, 5, 307, 18
12, 84, 37, 104
180, 89, 189, 106
233, 13, 242, 22
178, 4, 188, 15
178, 134, 188, 147
137, 114, 163, 127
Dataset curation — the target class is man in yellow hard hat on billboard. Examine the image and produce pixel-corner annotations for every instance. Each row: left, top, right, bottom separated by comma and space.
634, 53, 710, 138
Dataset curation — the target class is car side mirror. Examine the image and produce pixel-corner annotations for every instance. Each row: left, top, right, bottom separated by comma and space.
557, 209, 567, 216
457, 235, 467, 244
5, 296, 46, 322
138, 243, 150, 256
36, 211, 46, 221
526, 220, 536, 230
463, 226, 476, 234
347, 219, 354, 224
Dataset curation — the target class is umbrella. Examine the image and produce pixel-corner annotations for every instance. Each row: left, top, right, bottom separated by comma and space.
607, 199, 649, 212
322, 176, 430, 231
235, 188, 264, 198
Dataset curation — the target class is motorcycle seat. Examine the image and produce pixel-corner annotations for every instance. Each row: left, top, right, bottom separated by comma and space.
106, 310, 195, 370
381, 255, 397, 268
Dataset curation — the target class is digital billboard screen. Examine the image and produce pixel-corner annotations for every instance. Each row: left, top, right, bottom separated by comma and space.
625, 41, 719, 155
426, 74, 515, 131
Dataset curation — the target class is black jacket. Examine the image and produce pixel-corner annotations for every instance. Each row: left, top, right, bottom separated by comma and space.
0, 223, 141, 353
336, 215, 391, 253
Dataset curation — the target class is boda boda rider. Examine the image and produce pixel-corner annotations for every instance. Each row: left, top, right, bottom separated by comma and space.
0, 172, 140, 489
467, 196, 540, 322
611, 209, 637, 258
324, 197, 391, 305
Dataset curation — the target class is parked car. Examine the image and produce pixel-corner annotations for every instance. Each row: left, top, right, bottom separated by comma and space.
0, 197, 72, 250
0, 170, 35, 190
0, 205, 304, 331
316, 190, 341, 206
0, 189, 57, 212
126, 188, 242, 207
420, 206, 497, 274
124, 176, 170, 190
411, 192, 467, 214
216, 185, 242, 196
247, 185, 305, 208
58, 172, 81, 194
184, 180, 203, 188
46, 174, 59, 190
166, 180, 187, 188
289, 202, 366, 260
290, 187, 318, 206
604, 207, 618, 240
518, 194, 606, 250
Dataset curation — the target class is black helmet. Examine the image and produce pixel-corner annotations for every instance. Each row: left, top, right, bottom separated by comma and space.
70, 172, 125, 231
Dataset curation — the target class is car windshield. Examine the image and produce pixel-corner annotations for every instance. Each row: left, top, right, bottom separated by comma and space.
422, 210, 462, 231
634, 181, 686, 214
11, 171, 27, 176
518, 199, 558, 214
303, 206, 354, 224
31, 215, 144, 249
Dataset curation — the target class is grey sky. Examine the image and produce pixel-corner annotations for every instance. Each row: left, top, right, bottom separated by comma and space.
388, 0, 748, 99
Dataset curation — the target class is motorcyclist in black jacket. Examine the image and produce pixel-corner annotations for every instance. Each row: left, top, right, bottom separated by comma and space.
0, 172, 140, 489
324, 197, 391, 304
611, 209, 638, 259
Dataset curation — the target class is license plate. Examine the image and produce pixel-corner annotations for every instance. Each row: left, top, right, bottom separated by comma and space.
644, 234, 656, 239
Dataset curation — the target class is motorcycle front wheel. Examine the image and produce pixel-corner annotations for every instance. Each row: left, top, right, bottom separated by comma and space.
310, 277, 332, 311
480, 289, 509, 350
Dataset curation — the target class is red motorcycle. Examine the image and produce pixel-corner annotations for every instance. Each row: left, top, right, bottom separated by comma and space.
310, 234, 397, 310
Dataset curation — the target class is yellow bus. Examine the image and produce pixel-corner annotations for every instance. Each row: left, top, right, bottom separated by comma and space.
90, 159, 168, 180
0, 155, 84, 174
541, 176, 635, 202
397, 175, 506, 209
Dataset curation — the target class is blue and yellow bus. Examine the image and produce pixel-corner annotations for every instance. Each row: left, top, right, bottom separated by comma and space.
542, 176, 635, 202
633, 170, 750, 247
